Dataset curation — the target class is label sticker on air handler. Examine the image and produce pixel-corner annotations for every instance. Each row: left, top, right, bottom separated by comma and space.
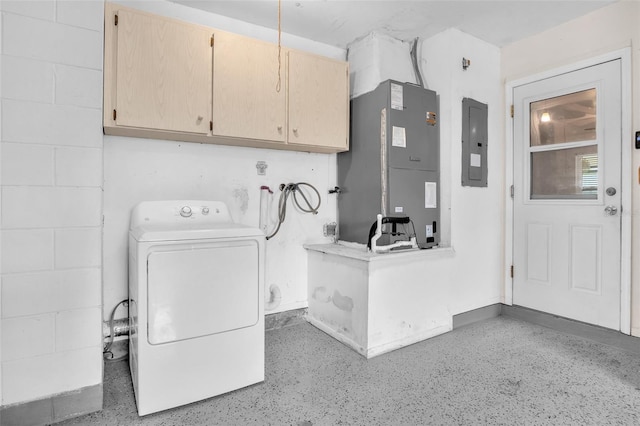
426, 225, 433, 238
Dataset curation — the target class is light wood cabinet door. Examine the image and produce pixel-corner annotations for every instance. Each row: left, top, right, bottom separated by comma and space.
287, 50, 349, 150
115, 8, 212, 134
212, 31, 286, 142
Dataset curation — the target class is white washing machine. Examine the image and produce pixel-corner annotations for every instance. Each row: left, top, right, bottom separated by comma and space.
128, 200, 265, 416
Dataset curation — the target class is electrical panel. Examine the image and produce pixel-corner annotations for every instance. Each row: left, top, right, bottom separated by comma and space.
461, 98, 488, 187
337, 80, 440, 248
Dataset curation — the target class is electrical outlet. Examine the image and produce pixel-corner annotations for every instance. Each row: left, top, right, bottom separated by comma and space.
323, 222, 337, 237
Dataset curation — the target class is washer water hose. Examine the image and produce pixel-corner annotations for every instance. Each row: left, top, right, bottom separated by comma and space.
266, 182, 321, 240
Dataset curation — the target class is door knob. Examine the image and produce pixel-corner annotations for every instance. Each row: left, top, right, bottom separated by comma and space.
604, 205, 618, 216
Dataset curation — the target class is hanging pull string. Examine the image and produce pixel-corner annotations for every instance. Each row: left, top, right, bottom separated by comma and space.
266, 182, 321, 240
275, 0, 282, 92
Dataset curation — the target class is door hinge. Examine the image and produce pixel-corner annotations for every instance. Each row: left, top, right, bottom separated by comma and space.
510, 265, 514, 278
113, 109, 117, 121
510, 185, 514, 198
209, 121, 213, 131
510, 104, 514, 118
114, 14, 118, 26
210, 35, 214, 47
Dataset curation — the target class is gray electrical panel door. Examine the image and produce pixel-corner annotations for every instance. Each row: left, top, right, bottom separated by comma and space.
462, 98, 488, 187
338, 80, 440, 248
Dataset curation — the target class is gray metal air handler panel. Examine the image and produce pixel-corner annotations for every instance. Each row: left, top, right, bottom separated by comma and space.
337, 80, 440, 248
461, 98, 488, 187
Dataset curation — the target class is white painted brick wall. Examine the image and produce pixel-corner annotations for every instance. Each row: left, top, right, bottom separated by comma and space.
55, 307, 102, 351
0, 1, 55, 22
2, 346, 102, 404
54, 228, 101, 269
1, 229, 54, 273
54, 64, 102, 109
2, 187, 101, 228
55, 147, 102, 187
1, 269, 101, 318
1, 56, 54, 103
1, 314, 55, 361
2, 13, 101, 69
56, 0, 104, 31
0, 0, 104, 406
1, 143, 54, 186
2, 99, 102, 147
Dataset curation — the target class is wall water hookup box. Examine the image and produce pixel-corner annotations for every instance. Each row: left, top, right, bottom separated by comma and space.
462, 98, 488, 187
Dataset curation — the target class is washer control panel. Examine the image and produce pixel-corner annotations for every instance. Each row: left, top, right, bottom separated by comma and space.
177, 204, 220, 219
130, 201, 232, 230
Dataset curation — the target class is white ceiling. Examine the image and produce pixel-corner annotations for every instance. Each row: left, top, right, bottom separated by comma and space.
170, 0, 616, 48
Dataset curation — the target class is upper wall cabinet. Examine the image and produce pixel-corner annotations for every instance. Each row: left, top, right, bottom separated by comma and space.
104, 3, 213, 134
287, 50, 349, 151
103, 3, 349, 153
211, 31, 286, 143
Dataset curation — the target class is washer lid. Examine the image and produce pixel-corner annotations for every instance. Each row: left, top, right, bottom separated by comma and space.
131, 222, 264, 242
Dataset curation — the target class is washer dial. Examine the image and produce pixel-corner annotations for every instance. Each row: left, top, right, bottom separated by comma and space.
179, 206, 192, 217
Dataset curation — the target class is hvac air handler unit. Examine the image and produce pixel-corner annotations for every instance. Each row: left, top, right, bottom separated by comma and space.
338, 80, 440, 249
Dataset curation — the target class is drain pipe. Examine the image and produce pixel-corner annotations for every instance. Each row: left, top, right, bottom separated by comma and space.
103, 318, 129, 338
260, 185, 282, 311
259, 185, 273, 235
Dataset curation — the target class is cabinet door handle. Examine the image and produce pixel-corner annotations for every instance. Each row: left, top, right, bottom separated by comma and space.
277, 125, 283, 132
293, 128, 298, 135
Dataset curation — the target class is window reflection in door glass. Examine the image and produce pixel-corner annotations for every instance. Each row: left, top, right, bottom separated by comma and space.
530, 89, 596, 146
530, 145, 598, 199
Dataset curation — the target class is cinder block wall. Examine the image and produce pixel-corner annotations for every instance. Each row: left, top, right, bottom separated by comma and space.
0, 0, 104, 411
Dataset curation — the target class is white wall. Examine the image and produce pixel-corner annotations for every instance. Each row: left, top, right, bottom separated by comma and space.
1, 2, 3, 404
104, 140, 338, 316
501, 0, 640, 336
423, 29, 504, 313
103, 1, 346, 321
348, 30, 504, 316
0, 0, 103, 405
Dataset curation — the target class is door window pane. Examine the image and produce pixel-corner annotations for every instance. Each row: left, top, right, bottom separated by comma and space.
531, 145, 598, 199
530, 89, 596, 146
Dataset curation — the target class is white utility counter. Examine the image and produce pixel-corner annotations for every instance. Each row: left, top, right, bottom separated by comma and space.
304, 242, 455, 358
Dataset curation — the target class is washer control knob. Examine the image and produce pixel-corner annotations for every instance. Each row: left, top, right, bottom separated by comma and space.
201, 206, 210, 215
179, 206, 192, 217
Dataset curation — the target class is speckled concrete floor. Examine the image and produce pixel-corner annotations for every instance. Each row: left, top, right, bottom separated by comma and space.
58, 317, 640, 425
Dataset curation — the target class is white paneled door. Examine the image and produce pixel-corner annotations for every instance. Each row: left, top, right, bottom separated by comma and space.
513, 60, 622, 330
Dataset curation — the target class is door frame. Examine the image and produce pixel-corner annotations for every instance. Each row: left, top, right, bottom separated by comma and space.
504, 48, 632, 334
